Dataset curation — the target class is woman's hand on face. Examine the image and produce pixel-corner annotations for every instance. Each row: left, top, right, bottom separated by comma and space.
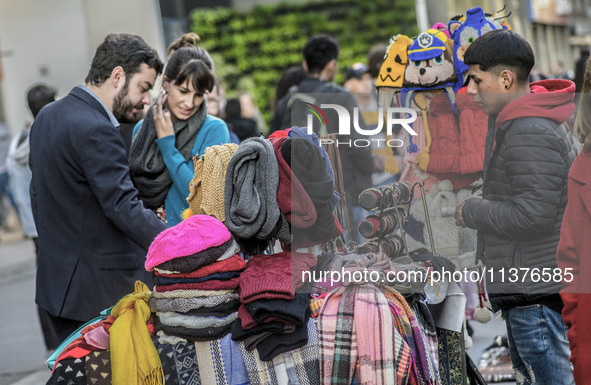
153, 90, 174, 139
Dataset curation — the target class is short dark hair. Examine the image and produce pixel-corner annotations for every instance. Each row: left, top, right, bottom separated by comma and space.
464, 30, 534, 84
165, 33, 216, 94
85, 33, 163, 86
273, 65, 307, 109
27, 84, 56, 118
303, 34, 339, 74
225, 98, 241, 117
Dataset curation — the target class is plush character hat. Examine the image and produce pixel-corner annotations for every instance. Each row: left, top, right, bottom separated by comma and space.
377, 34, 413, 89
449, 7, 501, 90
145, 214, 231, 271
408, 29, 449, 62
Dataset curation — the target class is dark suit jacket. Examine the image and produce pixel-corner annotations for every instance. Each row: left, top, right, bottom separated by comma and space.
29, 86, 167, 321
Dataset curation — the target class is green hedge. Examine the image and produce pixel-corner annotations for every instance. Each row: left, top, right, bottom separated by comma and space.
191, 0, 419, 129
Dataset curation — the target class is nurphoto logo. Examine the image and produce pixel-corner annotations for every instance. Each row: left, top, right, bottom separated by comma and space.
305, 103, 418, 148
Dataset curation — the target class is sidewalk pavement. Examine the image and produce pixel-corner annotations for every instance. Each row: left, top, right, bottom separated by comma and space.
0, 235, 50, 385
0, 230, 33, 288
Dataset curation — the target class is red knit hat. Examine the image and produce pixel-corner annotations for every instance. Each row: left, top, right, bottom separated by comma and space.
270, 136, 317, 229
239, 252, 312, 303
145, 215, 231, 271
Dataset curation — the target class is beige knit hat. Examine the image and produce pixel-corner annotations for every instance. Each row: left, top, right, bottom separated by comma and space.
186, 143, 238, 222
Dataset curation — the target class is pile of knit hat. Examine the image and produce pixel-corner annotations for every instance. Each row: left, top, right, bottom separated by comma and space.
145, 214, 245, 342
269, 128, 343, 248
231, 251, 317, 361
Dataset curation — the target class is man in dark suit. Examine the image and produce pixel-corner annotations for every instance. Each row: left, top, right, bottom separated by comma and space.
29, 33, 167, 342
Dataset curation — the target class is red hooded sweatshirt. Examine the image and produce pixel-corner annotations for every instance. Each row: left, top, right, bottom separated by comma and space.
496, 79, 576, 129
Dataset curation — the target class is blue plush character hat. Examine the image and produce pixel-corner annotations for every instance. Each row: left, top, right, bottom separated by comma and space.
449, 7, 501, 91
408, 31, 447, 62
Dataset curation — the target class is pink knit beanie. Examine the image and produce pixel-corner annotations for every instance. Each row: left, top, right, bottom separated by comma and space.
145, 214, 231, 271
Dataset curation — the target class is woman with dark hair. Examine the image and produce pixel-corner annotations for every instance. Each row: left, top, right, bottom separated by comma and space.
130, 33, 230, 227
272, 65, 307, 110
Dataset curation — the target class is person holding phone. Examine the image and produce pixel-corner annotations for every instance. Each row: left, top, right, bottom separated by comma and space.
129, 33, 230, 227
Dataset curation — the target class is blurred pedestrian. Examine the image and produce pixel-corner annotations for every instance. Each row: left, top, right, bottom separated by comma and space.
0, 122, 15, 231
6, 84, 59, 351
456, 29, 576, 385
224, 98, 259, 142
129, 32, 229, 227
29, 33, 166, 343
343, 62, 375, 112
238, 91, 267, 135
574, 47, 590, 94
558, 54, 591, 385
272, 65, 307, 111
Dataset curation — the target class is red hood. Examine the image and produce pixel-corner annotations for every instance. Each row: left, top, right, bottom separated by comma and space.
496, 79, 575, 129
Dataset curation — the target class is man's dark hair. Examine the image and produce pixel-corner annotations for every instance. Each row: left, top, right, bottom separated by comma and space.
464, 29, 534, 84
85, 33, 163, 86
303, 34, 339, 74
225, 98, 241, 117
27, 84, 56, 118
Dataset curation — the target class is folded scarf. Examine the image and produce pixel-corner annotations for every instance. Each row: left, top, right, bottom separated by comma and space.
150, 296, 240, 317
245, 293, 310, 326
283, 138, 335, 243
154, 254, 245, 278
150, 292, 240, 313
156, 311, 238, 329
181, 298, 240, 317
288, 126, 340, 209
145, 215, 232, 271
129, 100, 208, 209
155, 238, 238, 273
239, 252, 295, 303
110, 281, 163, 385
194, 333, 250, 385
238, 303, 290, 330
187, 143, 239, 222
231, 317, 296, 341
152, 288, 235, 299
224, 137, 290, 243
270, 136, 317, 229
256, 306, 310, 362
242, 331, 274, 351
153, 271, 240, 286
154, 319, 233, 342
154, 278, 239, 292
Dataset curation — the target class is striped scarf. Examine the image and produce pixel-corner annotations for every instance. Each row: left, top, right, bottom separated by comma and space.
384, 288, 439, 385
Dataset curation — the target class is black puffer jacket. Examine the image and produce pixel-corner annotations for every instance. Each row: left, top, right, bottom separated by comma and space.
462, 79, 578, 311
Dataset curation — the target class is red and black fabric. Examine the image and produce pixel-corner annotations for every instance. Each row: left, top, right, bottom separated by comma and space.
270, 136, 317, 229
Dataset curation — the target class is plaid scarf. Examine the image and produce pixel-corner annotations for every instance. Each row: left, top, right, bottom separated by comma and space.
319, 283, 412, 385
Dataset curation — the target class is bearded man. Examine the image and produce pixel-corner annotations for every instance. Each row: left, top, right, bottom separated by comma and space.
29, 34, 167, 342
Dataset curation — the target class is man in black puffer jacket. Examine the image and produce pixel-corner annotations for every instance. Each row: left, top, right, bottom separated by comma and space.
455, 30, 577, 385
